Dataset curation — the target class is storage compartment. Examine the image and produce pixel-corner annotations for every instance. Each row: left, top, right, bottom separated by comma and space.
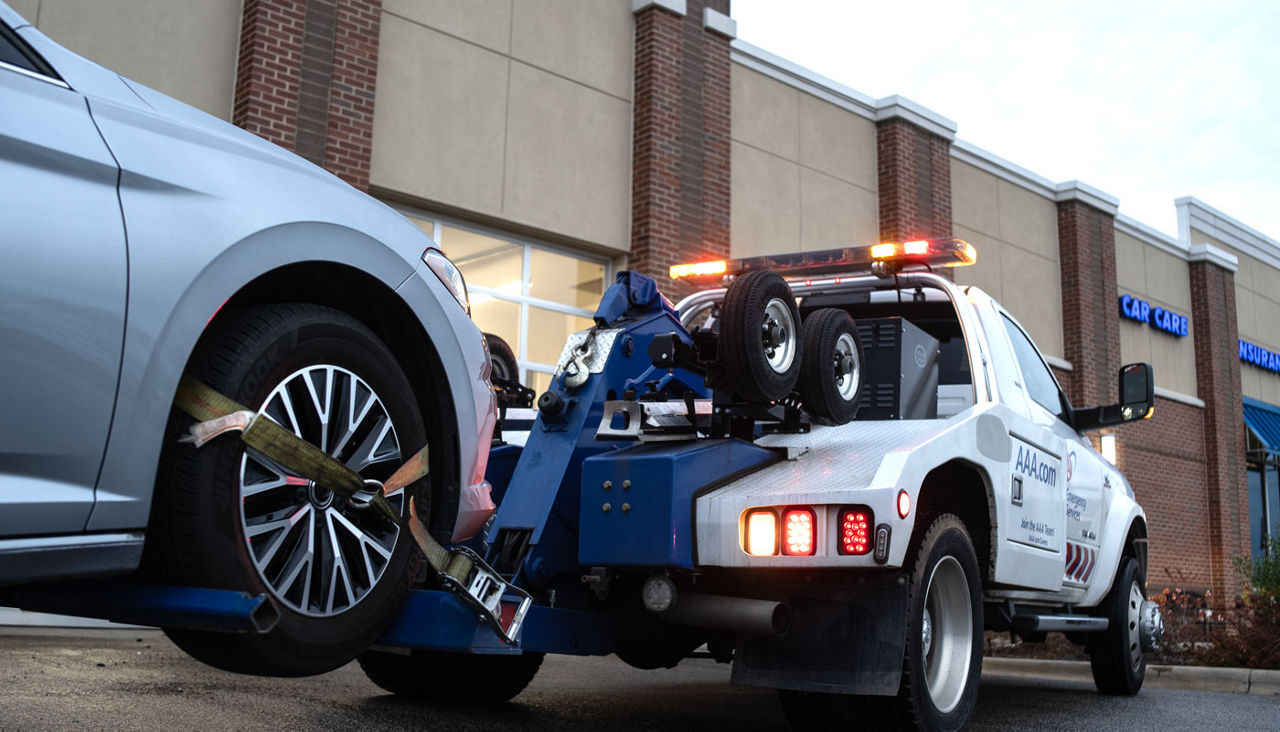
854, 317, 940, 420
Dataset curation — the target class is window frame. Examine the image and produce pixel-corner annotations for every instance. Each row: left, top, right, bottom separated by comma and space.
392, 207, 612, 389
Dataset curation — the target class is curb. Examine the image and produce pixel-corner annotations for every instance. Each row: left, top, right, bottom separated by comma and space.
983, 657, 1280, 696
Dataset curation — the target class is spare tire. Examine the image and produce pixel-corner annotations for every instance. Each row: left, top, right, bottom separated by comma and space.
484, 332, 519, 386
798, 308, 863, 423
718, 271, 802, 402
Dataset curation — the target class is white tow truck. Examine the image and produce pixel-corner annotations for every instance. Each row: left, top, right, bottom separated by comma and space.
570, 237, 1165, 730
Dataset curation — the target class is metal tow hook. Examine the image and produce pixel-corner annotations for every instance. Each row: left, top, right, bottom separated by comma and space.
564, 346, 591, 389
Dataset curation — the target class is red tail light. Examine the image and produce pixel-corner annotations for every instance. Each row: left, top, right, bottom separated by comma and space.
839, 508, 873, 555
781, 508, 815, 556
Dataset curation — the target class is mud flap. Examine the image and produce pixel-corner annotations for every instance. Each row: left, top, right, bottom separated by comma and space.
731, 571, 908, 695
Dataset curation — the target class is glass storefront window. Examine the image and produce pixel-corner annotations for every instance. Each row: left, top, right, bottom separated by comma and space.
441, 226, 523, 293
400, 212, 608, 393
527, 307, 593, 364
529, 248, 606, 309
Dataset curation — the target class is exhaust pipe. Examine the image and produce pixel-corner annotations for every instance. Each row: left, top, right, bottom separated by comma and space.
657, 590, 790, 637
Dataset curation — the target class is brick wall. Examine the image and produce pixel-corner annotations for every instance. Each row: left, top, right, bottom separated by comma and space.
233, 0, 381, 191
877, 118, 952, 243
630, 0, 733, 299
1189, 260, 1250, 599
1118, 398, 1213, 593
1056, 201, 1120, 406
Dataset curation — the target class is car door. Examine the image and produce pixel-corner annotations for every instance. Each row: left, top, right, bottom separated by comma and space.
991, 308, 1070, 590
0, 21, 126, 535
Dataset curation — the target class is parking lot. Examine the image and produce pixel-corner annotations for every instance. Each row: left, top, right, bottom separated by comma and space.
4, 629, 1278, 731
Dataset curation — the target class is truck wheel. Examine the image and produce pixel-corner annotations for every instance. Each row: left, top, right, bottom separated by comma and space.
1088, 556, 1146, 695
718, 271, 802, 402
865, 515, 982, 731
798, 308, 863, 423
147, 304, 428, 677
359, 648, 544, 703
484, 332, 519, 386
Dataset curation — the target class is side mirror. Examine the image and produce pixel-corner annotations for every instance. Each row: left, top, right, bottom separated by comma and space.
1072, 363, 1155, 432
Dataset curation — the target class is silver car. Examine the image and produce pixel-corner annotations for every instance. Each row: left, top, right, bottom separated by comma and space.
0, 3, 497, 676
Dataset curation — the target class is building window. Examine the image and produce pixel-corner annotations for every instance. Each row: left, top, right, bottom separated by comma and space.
402, 213, 608, 395
1247, 430, 1280, 561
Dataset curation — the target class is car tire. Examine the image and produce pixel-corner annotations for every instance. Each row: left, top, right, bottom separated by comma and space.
145, 303, 428, 677
798, 308, 863, 423
1088, 556, 1147, 695
718, 271, 802, 403
359, 648, 544, 703
844, 515, 982, 731
484, 332, 519, 386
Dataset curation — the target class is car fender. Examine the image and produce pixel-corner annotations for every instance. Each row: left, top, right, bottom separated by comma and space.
86, 221, 468, 531
1076, 493, 1146, 608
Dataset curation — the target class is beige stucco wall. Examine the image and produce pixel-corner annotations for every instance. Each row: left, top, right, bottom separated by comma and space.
19, 0, 242, 120
950, 159, 1064, 360
730, 65, 878, 259
1113, 230, 1197, 396
371, 0, 634, 253
1191, 227, 1280, 404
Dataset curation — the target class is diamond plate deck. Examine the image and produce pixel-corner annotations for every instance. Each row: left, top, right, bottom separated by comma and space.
711, 419, 953, 500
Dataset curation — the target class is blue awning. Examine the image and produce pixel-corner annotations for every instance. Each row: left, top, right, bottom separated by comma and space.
1243, 397, 1280, 452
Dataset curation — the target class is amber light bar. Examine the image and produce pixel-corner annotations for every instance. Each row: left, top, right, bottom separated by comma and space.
668, 237, 975, 280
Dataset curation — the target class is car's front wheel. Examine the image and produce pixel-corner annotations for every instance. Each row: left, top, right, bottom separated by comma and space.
146, 304, 427, 676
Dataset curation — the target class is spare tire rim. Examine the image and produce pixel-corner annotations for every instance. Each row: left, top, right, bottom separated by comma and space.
239, 365, 404, 617
761, 298, 797, 373
923, 555, 972, 714
833, 332, 860, 401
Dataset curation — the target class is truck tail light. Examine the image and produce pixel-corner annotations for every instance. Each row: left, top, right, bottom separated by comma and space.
781, 508, 815, 556
839, 507, 873, 555
745, 510, 778, 556
897, 490, 911, 518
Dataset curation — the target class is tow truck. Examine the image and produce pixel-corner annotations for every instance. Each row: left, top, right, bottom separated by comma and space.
4, 238, 1164, 731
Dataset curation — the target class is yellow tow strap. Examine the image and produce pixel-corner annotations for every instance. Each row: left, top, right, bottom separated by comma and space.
173, 375, 523, 634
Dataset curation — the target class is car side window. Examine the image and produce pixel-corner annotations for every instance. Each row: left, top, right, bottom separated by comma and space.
1000, 314, 1067, 420
0, 22, 54, 77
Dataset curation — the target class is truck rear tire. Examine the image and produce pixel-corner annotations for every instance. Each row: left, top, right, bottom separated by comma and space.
798, 308, 863, 423
359, 648, 544, 703
856, 515, 982, 731
1088, 556, 1146, 695
718, 271, 803, 403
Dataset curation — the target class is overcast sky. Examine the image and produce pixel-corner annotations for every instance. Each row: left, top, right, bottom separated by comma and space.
730, 0, 1280, 242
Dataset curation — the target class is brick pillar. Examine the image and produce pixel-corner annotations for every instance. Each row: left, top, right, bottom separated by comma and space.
1189, 252, 1249, 600
1055, 196, 1120, 407
630, 0, 733, 299
233, 0, 382, 191
876, 117, 952, 243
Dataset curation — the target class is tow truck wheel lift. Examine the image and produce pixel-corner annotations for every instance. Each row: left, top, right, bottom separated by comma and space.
1, 267, 816, 663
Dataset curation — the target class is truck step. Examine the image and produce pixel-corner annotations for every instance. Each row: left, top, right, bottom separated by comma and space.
1010, 614, 1108, 633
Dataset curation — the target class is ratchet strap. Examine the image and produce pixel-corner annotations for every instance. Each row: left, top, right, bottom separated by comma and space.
173, 376, 531, 645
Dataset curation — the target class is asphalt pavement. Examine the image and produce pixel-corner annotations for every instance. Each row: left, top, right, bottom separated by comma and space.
1, 629, 1276, 730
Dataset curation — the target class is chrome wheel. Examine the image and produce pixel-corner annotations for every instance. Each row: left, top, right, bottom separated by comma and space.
832, 331, 860, 401
761, 297, 797, 373
1126, 581, 1144, 672
239, 364, 404, 617
923, 555, 973, 714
